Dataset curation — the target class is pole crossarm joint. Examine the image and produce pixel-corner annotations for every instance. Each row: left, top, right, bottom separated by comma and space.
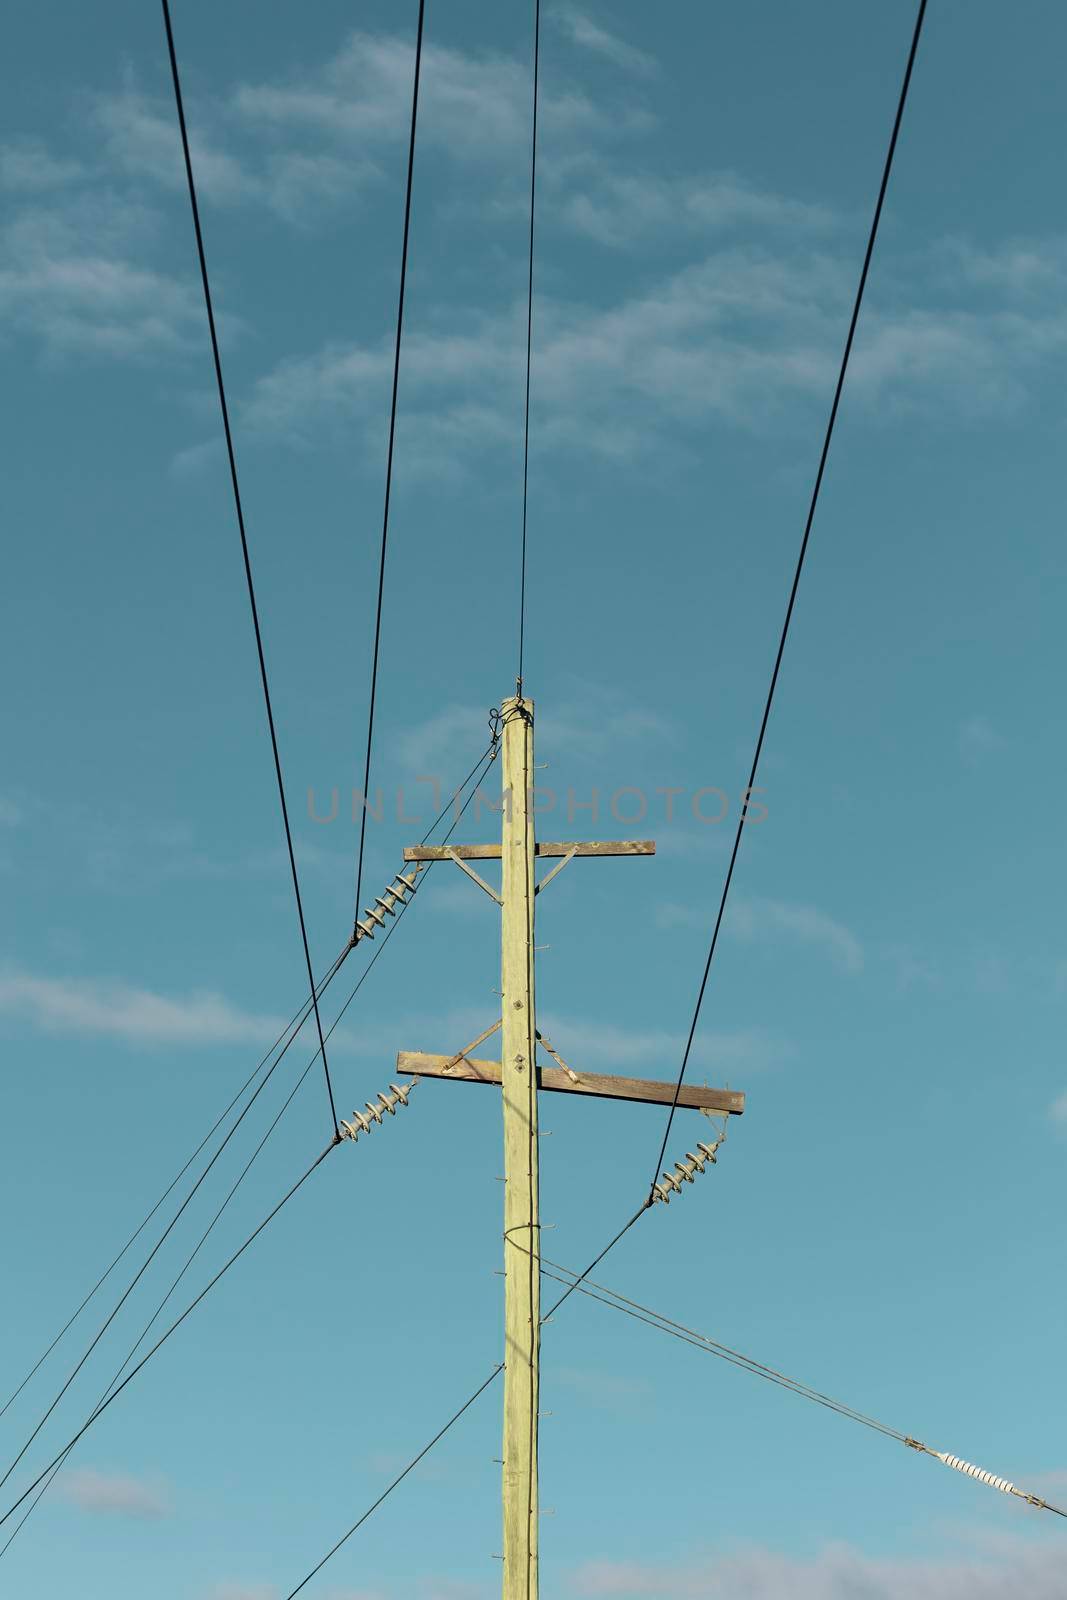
445, 847, 504, 904
404, 840, 655, 862
397, 1051, 744, 1115
535, 848, 576, 895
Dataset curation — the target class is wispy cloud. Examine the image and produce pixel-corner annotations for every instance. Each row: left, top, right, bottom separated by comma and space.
554, 1365, 652, 1409
557, 167, 834, 249
210, 1587, 278, 1600
657, 895, 863, 974
0, 191, 200, 359
58, 1467, 168, 1519
94, 87, 256, 205
0, 139, 84, 192
538, 1016, 786, 1075
243, 232, 1067, 470
233, 31, 606, 159
731, 897, 863, 974
0, 970, 282, 1046
553, 8, 659, 78
1049, 1090, 1067, 1126
568, 1535, 1067, 1598
958, 713, 1005, 762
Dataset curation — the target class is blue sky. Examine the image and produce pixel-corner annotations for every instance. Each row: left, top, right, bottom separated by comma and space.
2, 1, 1066, 1595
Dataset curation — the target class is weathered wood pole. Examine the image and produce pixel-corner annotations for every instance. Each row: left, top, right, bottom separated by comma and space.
500, 692, 539, 1600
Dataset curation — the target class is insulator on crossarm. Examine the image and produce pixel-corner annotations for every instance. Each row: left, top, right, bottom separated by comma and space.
354, 868, 422, 943
652, 1138, 723, 1206
339, 1081, 416, 1143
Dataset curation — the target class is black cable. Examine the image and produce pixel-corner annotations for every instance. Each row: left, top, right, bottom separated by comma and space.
352, 0, 427, 936
0, 960, 355, 1559
284, 1365, 504, 1600
516, 0, 541, 695
160, 0, 339, 1138
0, 1140, 337, 1535
537, 1256, 1067, 1521
0, 941, 351, 1500
646, 0, 928, 1196
1, 736, 495, 1554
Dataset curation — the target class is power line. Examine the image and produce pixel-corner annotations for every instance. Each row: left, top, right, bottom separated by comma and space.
516, 0, 541, 695
279, 1204, 1064, 1596
0, 1139, 336, 1535
284, 1364, 504, 1600
0, 939, 350, 1501
647, 0, 929, 1196
537, 1254, 1067, 1520
352, 0, 427, 936
0, 956, 352, 1558
160, 0, 340, 1139
0, 738, 496, 1546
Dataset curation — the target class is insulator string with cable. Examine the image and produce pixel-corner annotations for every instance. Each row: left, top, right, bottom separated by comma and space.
351, 0, 427, 934
535, 1254, 1067, 1520
160, 0, 340, 1138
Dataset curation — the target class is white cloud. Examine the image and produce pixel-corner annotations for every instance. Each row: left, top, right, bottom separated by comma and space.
210, 1587, 277, 1600
0, 191, 199, 359
393, 703, 496, 774
568, 1536, 1067, 1598
234, 31, 605, 160
59, 1466, 168, 1519
95, 87, 256, 205
958, 713, 1005, 762
538, 1016, 786, 1076
93, 87, 376, 224
1050, 1091, 1067, 1126
0, 970, 283, 1046
553, 8, 659, 78
731, 897, 863, 974
0, 139, 84, 192
557, 168, 834, 248
554, 1364, 652, 1408
657, 895, 863, 974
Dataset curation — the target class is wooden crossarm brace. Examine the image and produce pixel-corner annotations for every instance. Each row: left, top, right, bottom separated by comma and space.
535, 848, 576, 895
403, 840, 655, 861
396, 1051, 744, 1115
444, 847, 503, 904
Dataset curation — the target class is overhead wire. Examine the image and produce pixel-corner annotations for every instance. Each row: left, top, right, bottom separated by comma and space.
284, 1365, 504, 1600
536, 1253, 1067, 1520
0, 954, 341, 1427
352, 0, 427, 936
160, 0, 340, 1139
3, 0, 445, 1452
516, 0, 541, 695
263, 12, 935, 1581
0, 737, 497, 1542
0, 938, 350, 1501
0, 959, 353, 1558
282, 1210, 1064, 1596
0, 1138, 337, 1536
646, 0, 929, 1196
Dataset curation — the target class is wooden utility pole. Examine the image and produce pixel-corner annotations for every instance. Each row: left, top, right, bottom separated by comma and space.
499, 693, 540, 1597
397, 691, 745, 1600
